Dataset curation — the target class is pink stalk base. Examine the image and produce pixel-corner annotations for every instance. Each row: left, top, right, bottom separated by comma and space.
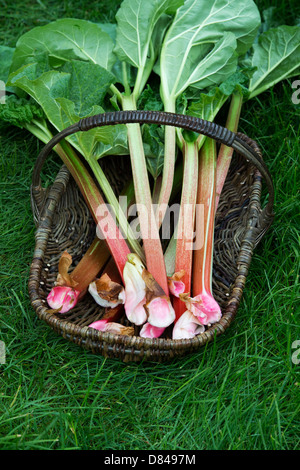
123, 254, 175, 328
172, 310, 205, 340
88, 318, 134, 336
146, 296, 175, 328
168, 270, 186, 298
47, 286, 80, 313
182, 292, 221, 325
139, 323, 165, 339
123, 254, 147, 325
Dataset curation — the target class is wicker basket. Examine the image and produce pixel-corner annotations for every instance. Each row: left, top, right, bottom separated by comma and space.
28, 111, 274, 362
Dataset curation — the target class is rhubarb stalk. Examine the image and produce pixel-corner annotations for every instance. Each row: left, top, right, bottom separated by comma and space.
54, 139, 131, 279
121, 94, 169, 294
215, 91, 243, 211
191, 137, 221, 324
69, 238, 111, 292
173, 139, 199, 319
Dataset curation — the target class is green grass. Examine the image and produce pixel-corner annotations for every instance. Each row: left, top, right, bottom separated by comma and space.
0, 0, 299, 451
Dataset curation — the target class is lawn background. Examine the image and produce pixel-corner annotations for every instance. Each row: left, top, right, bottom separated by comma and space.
0, 0, 299, 451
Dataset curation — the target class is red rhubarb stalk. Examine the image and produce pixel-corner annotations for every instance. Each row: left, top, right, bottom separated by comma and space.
190, 137, 221, 324
173, 140, 199, 319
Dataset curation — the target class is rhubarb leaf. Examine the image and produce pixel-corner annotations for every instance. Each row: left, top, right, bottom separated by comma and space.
188, 69, 250, 121
248, 25, 300, 99
159, 0, 261, 105
10, 18, 116, 74
115, 0, 183, 69
114, 0, 183, 97
182, 69, 250, 143
7, 62, 128, 159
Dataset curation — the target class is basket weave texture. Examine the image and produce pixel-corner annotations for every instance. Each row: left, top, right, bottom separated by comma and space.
28, 112, 274, 362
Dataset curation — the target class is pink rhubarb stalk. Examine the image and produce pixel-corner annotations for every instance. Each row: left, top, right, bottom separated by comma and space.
191, 137, 221, 325
173, 140, 199, 319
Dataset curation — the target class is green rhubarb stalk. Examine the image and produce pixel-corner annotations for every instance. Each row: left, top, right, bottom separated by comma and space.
215, 91, 243, 211
152, 175, 162, 206
155, 100, 177, 228
121, 93, 169, 294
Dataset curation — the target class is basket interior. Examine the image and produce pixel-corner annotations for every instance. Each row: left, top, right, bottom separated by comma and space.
35, 152, 257, 340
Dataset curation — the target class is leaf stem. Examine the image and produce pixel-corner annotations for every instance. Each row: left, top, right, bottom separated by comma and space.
155, 99, 176, 228
215, 91, 243, 211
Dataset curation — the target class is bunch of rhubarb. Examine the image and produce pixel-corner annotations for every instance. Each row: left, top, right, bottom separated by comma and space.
1, 0, 299, 339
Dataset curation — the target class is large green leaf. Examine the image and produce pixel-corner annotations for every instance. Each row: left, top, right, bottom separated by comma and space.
177, 33, 237, 96
248, 25, 300, 99
10, 19, 116, 74
159, 0, 261, 104
7, 61, 128, 159
114, 0, 183, 96
57, 97, 128, 159
115, 0, 183, 69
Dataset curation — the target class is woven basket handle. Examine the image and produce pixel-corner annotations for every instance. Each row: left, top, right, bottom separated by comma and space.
31, 110, 274, 235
